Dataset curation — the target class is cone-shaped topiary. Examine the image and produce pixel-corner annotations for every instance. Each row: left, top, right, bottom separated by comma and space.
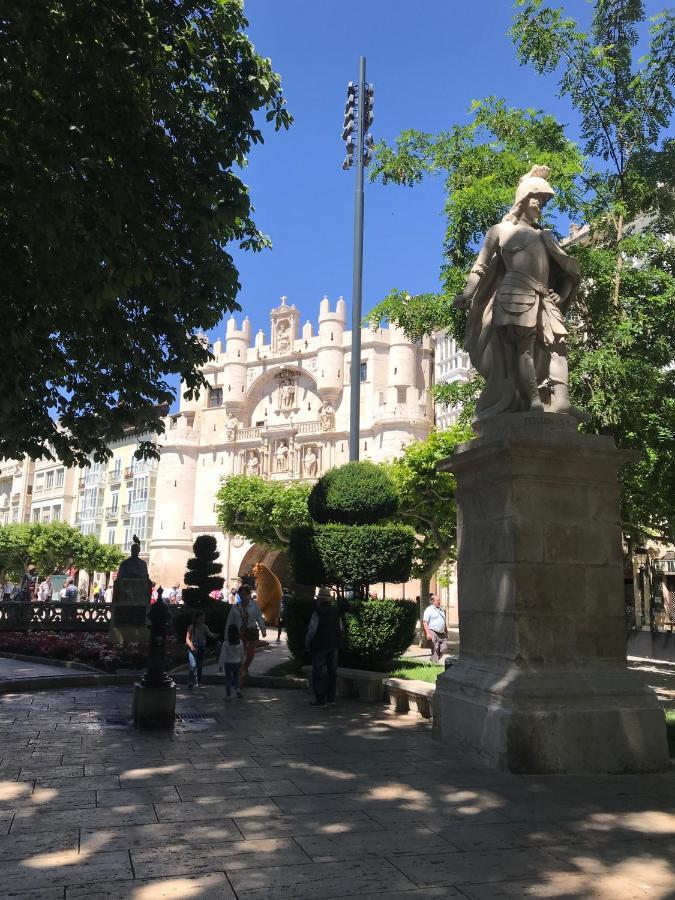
182, 535, 224, 609
308, 461, 398, 525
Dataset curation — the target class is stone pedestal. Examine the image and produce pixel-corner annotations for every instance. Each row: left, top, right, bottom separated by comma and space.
434, 413, 669, 774
132, 681, 176, 729
111, 577, 150, 643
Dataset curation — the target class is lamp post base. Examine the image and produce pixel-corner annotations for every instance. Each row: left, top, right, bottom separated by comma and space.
132, 679, 176, 729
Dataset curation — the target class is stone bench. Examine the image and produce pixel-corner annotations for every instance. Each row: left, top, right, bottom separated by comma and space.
301, 665, 387, 701
383, 677, 435, 720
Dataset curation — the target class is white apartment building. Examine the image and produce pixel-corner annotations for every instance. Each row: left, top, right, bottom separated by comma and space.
434, 332, 472, 429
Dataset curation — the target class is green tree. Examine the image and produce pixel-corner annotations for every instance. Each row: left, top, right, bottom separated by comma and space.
0, 522, 123, 580
183, 535, 225, 609
368, 1, 675, 546
510, 0, 675, 545
387, 426, 472, 601
216, 476, 312, 549
1, 0, 291, 465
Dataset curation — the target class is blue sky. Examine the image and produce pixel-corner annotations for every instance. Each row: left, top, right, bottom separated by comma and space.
202, 0, 665, 352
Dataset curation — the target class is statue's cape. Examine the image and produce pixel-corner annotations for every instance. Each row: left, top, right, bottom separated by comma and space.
464, 230, 581, 421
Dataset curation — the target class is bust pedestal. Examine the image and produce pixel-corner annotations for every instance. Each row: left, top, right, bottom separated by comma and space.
434, 413, 669, 774
110, 577, 150, 644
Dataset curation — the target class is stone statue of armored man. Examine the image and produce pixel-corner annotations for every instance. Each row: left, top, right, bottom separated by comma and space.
454, 165, 587, 421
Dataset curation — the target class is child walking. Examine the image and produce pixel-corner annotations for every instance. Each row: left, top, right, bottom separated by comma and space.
186, 611, 217, 688
218, 624, 244, 698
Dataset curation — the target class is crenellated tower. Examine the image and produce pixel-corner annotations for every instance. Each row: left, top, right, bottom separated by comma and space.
223, 316, 251, 410
316, 295, 346, 404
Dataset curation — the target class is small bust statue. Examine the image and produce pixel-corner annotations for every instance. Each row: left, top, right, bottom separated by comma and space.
117, 537, 150, 580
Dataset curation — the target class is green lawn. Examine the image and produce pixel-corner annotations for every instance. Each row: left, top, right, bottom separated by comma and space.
666, 709, 675, 757
267, 656, 444, 683
387, 659, 444, 683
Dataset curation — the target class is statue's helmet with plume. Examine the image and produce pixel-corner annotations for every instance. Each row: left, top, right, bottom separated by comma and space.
514, 165, 555, 207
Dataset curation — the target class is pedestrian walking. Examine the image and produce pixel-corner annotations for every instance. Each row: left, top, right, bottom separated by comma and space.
218, 624, 244, 698
185, 610, 217, 688
305, 587, 341, 708
104, 582, 113, 604
63, 577, 79, 603
38, 575, 53, 603
225, 585, 266, 685
1, 580, 12, 602
276, 588, 290, 642
422, 593, 449, 663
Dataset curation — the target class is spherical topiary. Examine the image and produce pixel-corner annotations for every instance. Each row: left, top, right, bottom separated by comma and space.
308, 461, 398, 525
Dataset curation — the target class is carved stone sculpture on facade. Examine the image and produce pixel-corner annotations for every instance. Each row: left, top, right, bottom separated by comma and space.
280, 379, 296, 410
225, 412, 238, 441
319, 402, 334, 431
275, 440, 289, 472
277, 321, 291, 353
246, 452, 260, 476
303, 446, 318, 478
454, 165, 587, 421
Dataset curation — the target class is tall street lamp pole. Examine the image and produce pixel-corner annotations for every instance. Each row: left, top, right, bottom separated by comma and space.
342, 57, 374, 461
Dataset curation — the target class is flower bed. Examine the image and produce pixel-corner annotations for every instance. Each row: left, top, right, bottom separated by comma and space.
0, 631, 188, 673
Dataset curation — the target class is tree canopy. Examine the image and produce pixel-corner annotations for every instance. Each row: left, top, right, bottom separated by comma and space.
0, 0, 291, 465
0, 522, 123, 580
368, 0, 675, 546
215, 476, 312, 549
387, 426, 471, 590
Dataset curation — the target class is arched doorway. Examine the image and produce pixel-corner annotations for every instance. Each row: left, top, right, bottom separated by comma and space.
237, 544, 312, 598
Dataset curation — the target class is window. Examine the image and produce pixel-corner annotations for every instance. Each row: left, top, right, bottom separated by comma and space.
55, 468, 64, 488
11, 509, 18, 523
208, 387, 223, 408
34, 474, 44, 494
41, 509, 50, 524
130, 475, 149, 513
360, 362, 368, 383
45, 470, 54, 490
32, 509, 40, 523
113, 458, 122, 479
52, 505, 61, 522
107, 527, 116, 545
110, 492, 119, 514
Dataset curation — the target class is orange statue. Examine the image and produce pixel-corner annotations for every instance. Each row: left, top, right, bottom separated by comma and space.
252, 563, 282, 626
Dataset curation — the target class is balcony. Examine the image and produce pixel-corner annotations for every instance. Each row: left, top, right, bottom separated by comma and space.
108, 470, 122, 485
75, 512, 102, 526
105, 507, 119, 521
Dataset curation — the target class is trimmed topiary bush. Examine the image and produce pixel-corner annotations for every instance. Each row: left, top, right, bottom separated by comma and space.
308, 461, 398, 525
284, 595, 417, 670
182, 535, 224, 609
289, 523, 415, 590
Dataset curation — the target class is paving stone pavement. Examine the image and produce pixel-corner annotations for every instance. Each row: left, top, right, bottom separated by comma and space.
0, 683, 673, 899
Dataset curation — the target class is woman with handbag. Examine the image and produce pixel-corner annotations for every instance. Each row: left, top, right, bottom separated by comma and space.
225, 585, 266, 687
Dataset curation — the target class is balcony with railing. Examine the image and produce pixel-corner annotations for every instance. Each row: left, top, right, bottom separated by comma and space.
75, 511, 103, 526
108, 469, 123, 486
105, 507, 120, 521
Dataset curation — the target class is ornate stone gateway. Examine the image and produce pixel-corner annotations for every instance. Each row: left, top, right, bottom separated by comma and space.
433, 167, 669, 774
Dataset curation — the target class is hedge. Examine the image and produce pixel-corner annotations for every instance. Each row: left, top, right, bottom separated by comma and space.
284, 595, 418, 670
288, 522, 415, 589
308, 461, 398, 525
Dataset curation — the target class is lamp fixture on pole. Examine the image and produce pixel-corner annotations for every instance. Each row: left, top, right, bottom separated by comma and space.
342, 57, 373, 461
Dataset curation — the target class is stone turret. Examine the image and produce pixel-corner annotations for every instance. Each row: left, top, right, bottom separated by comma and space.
316, 295, 346, 404
223, 316, 251, 409
148, 417, 199, 588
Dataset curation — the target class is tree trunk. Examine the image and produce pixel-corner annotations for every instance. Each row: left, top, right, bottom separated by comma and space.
612, 211, 624, 310
418, 574, 431, 646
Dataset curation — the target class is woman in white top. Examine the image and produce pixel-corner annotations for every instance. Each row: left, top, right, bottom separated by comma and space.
225, 585, 266, 685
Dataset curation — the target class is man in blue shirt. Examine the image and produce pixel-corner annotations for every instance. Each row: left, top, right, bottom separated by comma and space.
422, 593, 448, 664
